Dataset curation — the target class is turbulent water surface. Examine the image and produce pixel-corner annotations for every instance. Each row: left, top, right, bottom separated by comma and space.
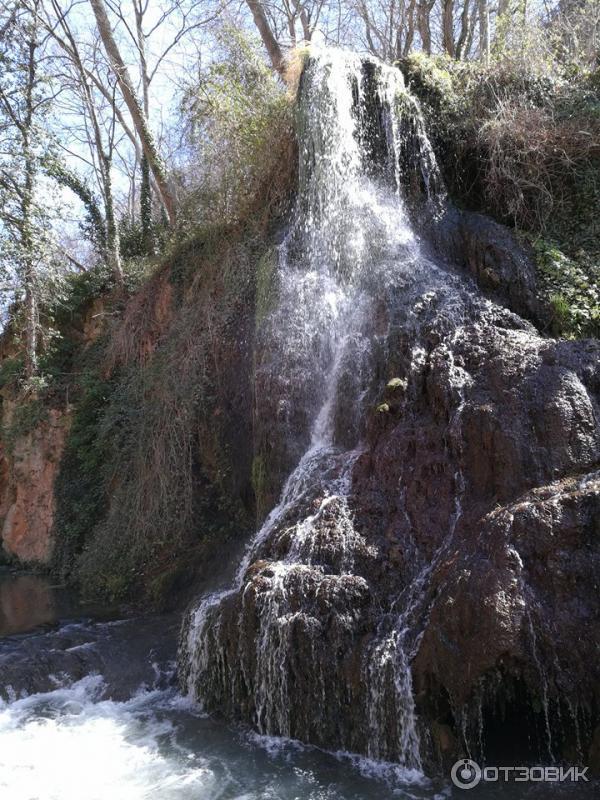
2, 574, 598, 798
0, 573, 441, 800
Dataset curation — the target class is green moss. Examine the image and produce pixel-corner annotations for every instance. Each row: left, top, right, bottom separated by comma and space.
386, 377, 407, 392
96, 573, 130, 603
401, 53, 459, 113
146, 563, 187, 610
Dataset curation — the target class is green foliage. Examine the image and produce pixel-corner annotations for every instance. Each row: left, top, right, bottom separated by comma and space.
44, 157, 106, 255
51, 344, 115, 581
139, 154, 153, 252
118, 214, 169, 261
0, 3, 66, 321
0, 356, 25, 391
12, 258, 151, 400
41, 257, 151, 342
117, 217, 147, 260
146, 564, 186, 610
1, 396, 48, 451
37, 334, 78, 387
530, 238, 600, 338
401, 53, 460, 114
169, 223, 233, 299
178, 27, 293, 228
403, 50, 600, 227
403, 51, 599, 339
53, 227, 260, 601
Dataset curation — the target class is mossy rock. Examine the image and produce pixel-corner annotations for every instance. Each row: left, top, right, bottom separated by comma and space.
147, 562, 188, 611
255, 247, 279, 328
385, 377, 408, 393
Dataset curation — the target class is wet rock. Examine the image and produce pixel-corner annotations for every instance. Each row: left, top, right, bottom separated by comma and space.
0, 614, 179, 701
181, 49, 600, 775
429, 721, 460, 771
589, 725, 600, 774
356, 318, 600, 763
432, 207, 545, 326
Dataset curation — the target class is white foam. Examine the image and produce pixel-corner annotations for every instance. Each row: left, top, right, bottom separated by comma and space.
0, 678, 215, 800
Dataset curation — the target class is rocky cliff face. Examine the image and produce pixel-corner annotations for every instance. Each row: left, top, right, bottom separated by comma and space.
180, 48, 600, 775
0, 407, 70, 564
0, 295, 114, 567
353, 306, 600, 768
0, 45, 597, 779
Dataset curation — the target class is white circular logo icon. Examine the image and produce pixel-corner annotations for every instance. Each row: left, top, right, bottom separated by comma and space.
451, 758, 482, 789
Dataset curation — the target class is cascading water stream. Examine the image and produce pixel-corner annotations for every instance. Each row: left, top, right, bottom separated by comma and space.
0, 45, 595, 800
180, 46, 455, 773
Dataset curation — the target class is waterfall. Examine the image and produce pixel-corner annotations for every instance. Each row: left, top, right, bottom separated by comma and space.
180, 46, 450, 772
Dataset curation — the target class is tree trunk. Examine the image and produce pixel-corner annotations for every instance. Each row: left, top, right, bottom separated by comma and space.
22, 19, 38, 378
292, 0, 312, 42
140, 155, 153, 253
442, 0, 456, 56
89, 0, 176, 225
134, 0, 153, 250
456, 0, 472, 59
21, 147, 38, 377
478, 0, 490, 64
402, 0, 418, 57
103, 161, 124, 289
245, 0, 285, 75
418, 0, 434, 54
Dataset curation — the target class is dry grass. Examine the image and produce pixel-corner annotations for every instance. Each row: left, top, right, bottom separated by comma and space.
73, 234, 258, 599
237, 122, 298, 231
479, 99, 600, 230
76, 296, 216, 596
104, 264, 173, 370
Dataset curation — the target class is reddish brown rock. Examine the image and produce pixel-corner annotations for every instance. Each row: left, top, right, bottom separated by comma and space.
0, 408, 71, 564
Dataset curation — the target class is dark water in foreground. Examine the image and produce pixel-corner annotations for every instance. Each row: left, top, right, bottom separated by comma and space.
0, 569, 119, 636
0, 571, 595, 800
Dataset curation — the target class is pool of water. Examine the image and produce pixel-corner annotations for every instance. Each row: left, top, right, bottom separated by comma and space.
0, 568, 119, 636
0, 571, 595, 800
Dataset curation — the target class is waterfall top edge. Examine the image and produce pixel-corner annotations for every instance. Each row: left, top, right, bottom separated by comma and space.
296, 43, 407, 87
